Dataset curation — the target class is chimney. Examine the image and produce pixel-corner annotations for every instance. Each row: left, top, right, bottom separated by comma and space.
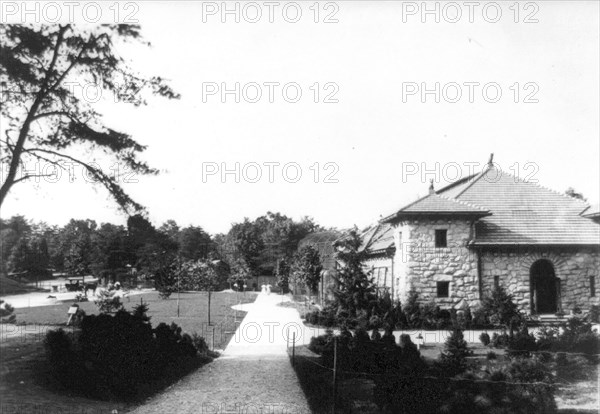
429, 179, 435, 195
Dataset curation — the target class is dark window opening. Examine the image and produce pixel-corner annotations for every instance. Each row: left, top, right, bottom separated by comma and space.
435, 229, 447, 248
437, 281, 450, 298
494, 276, 500, 289
591, 276, 596, 297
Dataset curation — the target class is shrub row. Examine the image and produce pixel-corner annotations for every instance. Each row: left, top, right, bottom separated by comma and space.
480, 316, 599, 360
308, 328, 556, 413
44, 304, 211, 400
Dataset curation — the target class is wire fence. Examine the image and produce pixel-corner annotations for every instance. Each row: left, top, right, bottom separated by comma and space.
286, 333, 598, 388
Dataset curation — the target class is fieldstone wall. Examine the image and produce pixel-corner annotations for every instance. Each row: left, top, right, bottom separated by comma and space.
382, 218, 600, 313
393, 218, 480, 308
480, 247, 600, 314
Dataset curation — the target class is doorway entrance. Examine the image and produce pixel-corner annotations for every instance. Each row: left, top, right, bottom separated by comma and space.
530, 259, 559, 314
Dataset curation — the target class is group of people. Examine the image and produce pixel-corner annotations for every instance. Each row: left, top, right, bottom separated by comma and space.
261, 284, 272, 294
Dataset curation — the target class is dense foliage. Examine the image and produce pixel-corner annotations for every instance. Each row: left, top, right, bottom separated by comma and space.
290, 245, 322, 295
306, 328, 557, 413
0, 299, 16, 323
43, 304, 209, 400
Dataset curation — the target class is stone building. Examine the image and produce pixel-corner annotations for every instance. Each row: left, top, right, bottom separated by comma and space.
372, 158, 600, 315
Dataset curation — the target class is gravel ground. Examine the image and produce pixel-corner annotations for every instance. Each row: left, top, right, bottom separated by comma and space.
127, 293, 311, 414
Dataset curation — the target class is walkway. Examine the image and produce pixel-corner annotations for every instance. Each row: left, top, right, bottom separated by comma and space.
128, 293, 311, 414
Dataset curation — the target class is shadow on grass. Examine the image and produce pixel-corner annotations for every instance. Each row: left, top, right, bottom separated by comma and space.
34, 347, 218, 403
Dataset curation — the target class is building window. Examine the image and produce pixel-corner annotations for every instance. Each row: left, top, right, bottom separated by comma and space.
494, 276, 500, 289
591, 276, 596, 297
435, 229, 447, 248
437, 281, 450, 298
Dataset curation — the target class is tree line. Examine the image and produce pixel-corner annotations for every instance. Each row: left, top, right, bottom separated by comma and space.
0, 211, 327, 292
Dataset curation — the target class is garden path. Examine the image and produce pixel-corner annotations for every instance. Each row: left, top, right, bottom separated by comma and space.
128, 292, 311, 414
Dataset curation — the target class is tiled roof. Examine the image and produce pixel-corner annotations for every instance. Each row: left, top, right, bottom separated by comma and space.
382, 193, 490, 222
359, 222, 395, 255
436, 165, 600, 245
582, 204, 600, 219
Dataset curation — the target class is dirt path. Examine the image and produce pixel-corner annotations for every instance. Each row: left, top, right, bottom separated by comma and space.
128, 293, 311, 414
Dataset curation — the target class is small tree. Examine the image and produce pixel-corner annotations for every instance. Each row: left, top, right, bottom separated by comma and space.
403, 287, 421, 328
276, 258, 290, 294
481, 285, 522, 336
440, 329, 471, 376
331, 228, 377, 318
179, 259, 221, 325
290, 245, 322, 296
0, 300, 16, 324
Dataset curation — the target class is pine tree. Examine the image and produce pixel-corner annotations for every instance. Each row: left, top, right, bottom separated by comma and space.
440, 329, 471, 376
481, 285, 522, 336
332, 228, 377, 318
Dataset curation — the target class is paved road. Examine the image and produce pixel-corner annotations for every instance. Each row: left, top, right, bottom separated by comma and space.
128, 293, 311, 414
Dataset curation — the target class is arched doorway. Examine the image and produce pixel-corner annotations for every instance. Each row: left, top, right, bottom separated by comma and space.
530, 259, 559, 314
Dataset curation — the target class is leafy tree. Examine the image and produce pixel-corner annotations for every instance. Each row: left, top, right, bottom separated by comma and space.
228, 257, 251, 291
178, 226, 212, 261
158, 220, 180, 243
7, 237, 31, 273
0, 24, 178, 211
227, 218, 264, 283
178, 259, 224, 324
60, 219, 97, 276
331, 228, 377, 318
276, 258, 290, 293
92, 223, 128, 275
0, 215, 32, 274
140, 250, 178, 299
290, 245, 322, 295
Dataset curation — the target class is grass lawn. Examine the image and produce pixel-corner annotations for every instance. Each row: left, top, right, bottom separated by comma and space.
0, 290, 258, 414
0, 276, 43, 296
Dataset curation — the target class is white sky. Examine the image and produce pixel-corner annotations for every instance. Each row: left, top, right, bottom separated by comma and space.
1, 1, 599, 234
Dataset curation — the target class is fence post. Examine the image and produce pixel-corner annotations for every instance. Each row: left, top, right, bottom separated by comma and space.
292, 332, 296, 367
332, 336, 338, 414
212, 327, 215, 351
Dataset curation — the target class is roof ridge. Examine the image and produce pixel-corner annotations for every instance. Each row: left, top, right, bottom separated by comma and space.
453, 164, 491, 199
435, 172, 479, 194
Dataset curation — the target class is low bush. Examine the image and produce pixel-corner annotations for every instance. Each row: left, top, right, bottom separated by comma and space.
94, 289, 124, 313
43, 305, 209, 401
491, 332, 510, 348
0, 299, 16, 324
479, 332, 491, 346
487, 351, 497, 360
507, 326, 538, 358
